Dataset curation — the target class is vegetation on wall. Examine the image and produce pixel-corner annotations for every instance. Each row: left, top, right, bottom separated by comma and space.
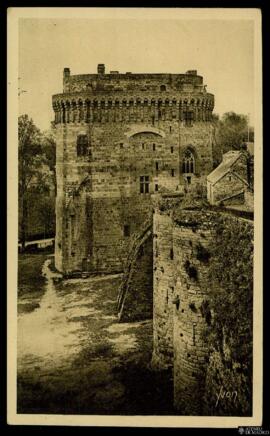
203, 215, 253, 415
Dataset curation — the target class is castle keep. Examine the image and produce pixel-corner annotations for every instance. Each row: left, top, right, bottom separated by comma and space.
52, 64, 215, 274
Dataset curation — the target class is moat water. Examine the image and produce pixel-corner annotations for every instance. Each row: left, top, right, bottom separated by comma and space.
17, 256, 174, 415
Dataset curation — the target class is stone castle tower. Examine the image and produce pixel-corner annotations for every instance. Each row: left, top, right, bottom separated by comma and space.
52, 64, 215, 274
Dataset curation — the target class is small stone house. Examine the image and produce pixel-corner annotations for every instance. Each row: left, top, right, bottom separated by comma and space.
207, 150, 250, 206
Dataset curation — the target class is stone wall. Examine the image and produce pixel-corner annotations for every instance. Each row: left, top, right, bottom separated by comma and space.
63, 68, 206, 94
152, 198, 253, 415
117, 219, 153, 322
53, 67, 216, 274
244, 189, 254, 211
152, 210, 175, 369
172, 211, 216, 414
54, 119, 215, 274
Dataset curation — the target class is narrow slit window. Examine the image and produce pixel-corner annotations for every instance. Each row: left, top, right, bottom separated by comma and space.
77, 134, 88, 156
123, 225, 130, 237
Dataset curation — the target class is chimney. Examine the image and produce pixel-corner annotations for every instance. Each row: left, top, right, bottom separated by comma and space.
97, 64, 105, 75
63, 67, 70, 78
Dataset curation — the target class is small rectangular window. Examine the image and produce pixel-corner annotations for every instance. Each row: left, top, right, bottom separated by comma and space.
153, 143, 156, 151
156, 162, 159, 171
171, 169, 175, 177
155, 184, 159, 192
124, 225, 130, 237
171, 146, 174, 153
120, 143, 123, 149
170, 248, 174, 260
140, 176, 150, 194
142, 143, 145, 150
169, 126, 172, 133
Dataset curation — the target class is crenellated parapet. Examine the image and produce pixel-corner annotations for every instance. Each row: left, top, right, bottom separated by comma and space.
52, 92, 215, 124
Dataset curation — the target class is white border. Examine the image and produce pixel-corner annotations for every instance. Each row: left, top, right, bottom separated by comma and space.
7, 7, 263, 427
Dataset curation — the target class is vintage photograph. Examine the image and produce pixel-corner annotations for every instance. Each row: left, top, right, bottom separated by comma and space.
8, 7, 262, 427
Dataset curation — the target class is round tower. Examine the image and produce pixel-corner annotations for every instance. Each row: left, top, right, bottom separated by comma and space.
52, 65, 215, 274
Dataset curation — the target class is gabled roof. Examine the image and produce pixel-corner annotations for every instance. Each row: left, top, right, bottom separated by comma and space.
207, 151, 244, 185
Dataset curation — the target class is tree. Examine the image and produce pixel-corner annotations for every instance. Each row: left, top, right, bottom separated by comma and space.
40, 129, 57, 191
41, 128, 56, 172
211, 113, 220, 124
18, 115, 54, 249
217, 112, 249, 153
37, 196, 56, 239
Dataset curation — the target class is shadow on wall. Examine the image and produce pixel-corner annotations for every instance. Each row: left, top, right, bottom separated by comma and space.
117, 219, 153, 322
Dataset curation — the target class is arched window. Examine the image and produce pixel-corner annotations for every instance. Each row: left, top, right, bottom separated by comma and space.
160, 85, 166, 91
77, 134, 88, 157
182, 149, 195, 174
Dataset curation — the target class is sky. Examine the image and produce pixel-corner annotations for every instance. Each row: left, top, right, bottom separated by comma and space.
19, 17, 255, 131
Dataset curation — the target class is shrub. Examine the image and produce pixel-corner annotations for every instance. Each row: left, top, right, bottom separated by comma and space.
205, 216, 253, 386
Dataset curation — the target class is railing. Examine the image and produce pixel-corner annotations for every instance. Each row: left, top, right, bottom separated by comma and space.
18, 238, 55, 251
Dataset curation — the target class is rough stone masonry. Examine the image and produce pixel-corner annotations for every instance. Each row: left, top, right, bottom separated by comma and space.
151, 196, 253, 415
52, 66, 253, 416
52, 64, 216, 274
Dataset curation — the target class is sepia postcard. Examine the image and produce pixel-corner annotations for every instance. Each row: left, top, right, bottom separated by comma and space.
7, 7, 263, 428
